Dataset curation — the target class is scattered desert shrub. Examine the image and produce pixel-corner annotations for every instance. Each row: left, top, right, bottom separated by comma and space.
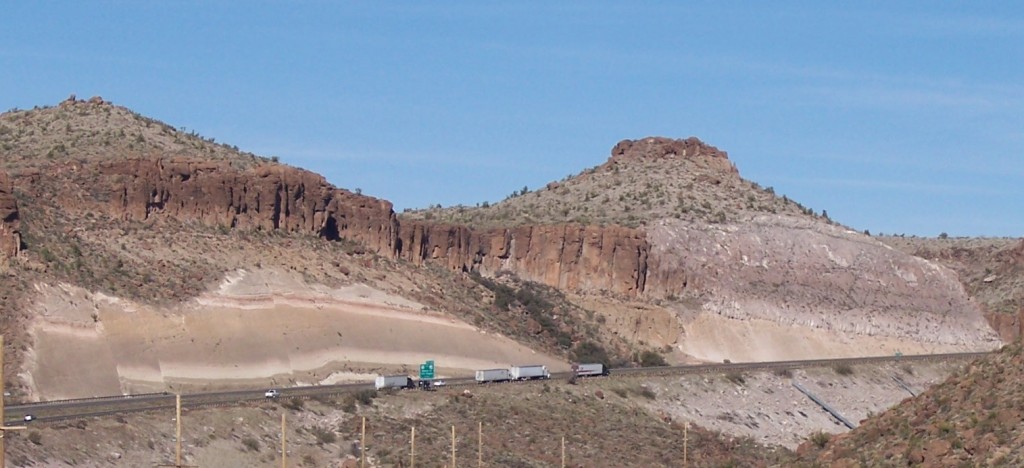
833, 364, 854, 376
241, 437, 260, 452
809, 431, 831, 448
725, 372, 746, 386
639, 350, 668, 367
773, 368, 793, 378
572, 340, 611, 366
310, 425, 337, 445
283, 397, 304, 411
354, 389, 376, 406
636, 386, 657, 400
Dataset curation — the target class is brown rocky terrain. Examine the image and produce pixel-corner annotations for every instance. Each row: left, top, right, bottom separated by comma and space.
795, 344, 1024, 466
0, 97, 1014, 466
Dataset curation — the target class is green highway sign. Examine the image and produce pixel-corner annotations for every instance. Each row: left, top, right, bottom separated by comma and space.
419, 360, 435, 379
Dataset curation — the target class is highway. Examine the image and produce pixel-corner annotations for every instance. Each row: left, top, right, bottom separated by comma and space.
4, 351, 988, 426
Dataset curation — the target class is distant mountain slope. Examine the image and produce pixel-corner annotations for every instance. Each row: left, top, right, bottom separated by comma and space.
401, 137, 827, 228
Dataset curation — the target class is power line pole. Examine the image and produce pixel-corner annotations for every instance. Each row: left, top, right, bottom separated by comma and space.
281, 413, 287, 468
410, 426, 415, 468
561, 436, 566, 468
451, 425, 456, 468
157, 394, 197, 467
683, 422, 688, 468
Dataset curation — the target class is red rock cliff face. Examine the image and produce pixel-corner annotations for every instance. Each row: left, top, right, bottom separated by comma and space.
30, 158, 398, 255
20, 156, 650, 296
0, 171, 20, 260
397, 222, 649, 295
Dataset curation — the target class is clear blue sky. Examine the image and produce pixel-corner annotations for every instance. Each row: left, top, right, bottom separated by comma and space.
2, 2, 1021, 237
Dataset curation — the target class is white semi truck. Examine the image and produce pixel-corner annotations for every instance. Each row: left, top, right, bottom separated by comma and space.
475, 368, 512, 383
574, 363, 610, 377
375, 375, 414, 390
509, 365, 550, 381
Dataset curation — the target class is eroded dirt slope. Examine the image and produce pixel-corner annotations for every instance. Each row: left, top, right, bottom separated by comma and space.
27, 269, 567, 400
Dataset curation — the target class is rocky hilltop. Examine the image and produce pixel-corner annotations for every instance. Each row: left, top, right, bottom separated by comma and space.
399, 137, 1000, 360
403, 136, 813, 228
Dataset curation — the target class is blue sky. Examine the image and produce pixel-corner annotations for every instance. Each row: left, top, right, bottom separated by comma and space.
2, 2, 1021, 237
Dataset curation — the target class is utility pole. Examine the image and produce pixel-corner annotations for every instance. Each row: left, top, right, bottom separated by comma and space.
451, 425, 456, 468
281, 413, 287, 468
360, 417, 366, 468
176, 395, 182, 467
477, 422, 482, 467
683, 422, 688, 468
157, 394, 197, 467
410, 426, 415, 468
561, 436, 566, 468
0, 336, 26, 468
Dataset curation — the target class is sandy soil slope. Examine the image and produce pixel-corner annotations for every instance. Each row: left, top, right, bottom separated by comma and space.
24, 269, 567, 401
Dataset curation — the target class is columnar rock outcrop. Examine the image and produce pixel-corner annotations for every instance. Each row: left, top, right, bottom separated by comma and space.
397, 222, 649, 295
37, 158, 398, 256
0, 171, 19, 260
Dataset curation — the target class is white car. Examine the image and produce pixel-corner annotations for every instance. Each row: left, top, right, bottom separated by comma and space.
23, 414, 35, 422
264, 389, 280, 399
432, 380, 446, 387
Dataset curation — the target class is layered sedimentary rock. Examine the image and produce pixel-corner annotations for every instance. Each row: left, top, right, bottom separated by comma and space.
647, 216, 1000, 350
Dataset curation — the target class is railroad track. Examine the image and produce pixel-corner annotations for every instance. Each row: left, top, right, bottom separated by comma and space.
5, 351, 988, 425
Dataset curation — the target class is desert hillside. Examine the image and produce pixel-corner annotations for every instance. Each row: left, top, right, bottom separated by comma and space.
399, 137, 1001, 361
401, 136, 820, 228
0, 98, 1002, 404
2, 98, 637, 401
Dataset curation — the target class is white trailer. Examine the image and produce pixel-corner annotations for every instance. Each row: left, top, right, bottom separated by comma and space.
475, 368, 512, 383
574, 363, 608, 377
375, 375, 413, 390
510, 365, 550, 381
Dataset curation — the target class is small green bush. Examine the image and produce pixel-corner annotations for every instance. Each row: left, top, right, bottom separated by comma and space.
809, 431, 831, 448
639, 350, 668, 367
